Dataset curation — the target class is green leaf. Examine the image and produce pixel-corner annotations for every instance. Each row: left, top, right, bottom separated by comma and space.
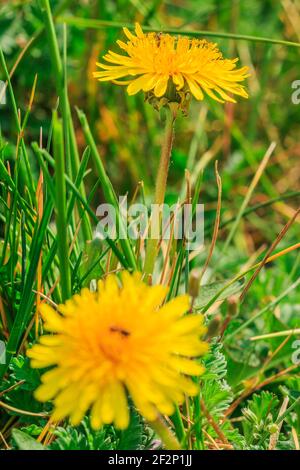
9, 356, 41, 391
56, 16, 300, 49
195, 278, 245, 309
241, 391, 280, 449
243, 391, 279, 422
80, 238, 106, 287
12, 429, 46, 450
116, 409, 144, 450
50, 419, 114, 450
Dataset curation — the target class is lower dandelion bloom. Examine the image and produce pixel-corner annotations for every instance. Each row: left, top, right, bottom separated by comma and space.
27, 272, 208, 430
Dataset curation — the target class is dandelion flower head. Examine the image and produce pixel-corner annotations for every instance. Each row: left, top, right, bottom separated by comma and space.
27, 272, 208, 430
94, 23, 249, 104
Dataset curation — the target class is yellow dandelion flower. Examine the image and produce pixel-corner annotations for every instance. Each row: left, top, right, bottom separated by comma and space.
27, 272, 208, 430
93, 23, 249, 104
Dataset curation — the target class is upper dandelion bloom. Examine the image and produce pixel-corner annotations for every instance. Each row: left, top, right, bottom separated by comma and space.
27, 272, 208, 430
94, 23, 249, 104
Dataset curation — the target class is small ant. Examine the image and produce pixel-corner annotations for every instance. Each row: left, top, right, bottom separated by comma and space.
110, 326, 130, 337
155, 32, 163, 46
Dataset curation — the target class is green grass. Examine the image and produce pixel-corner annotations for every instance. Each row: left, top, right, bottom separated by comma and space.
0, 0, 299, 451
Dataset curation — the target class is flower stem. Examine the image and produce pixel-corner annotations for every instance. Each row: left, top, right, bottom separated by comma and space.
144, 107, 176, 278
149, 416, 181, 450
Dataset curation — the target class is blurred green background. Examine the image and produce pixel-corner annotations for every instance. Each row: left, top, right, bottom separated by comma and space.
1, 0, 299, 228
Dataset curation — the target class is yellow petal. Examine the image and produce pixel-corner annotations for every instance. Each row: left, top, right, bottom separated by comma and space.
127, 75, 150, 95
123, 27, 136, 42
135, 23, 144, 38
111, 381, 129, 429
154, 78, 168, 97
90, 398, 103, 430
100, 385, 115, 424
185, 77, 204, 100
170, 356, 205, 376
158, 295, 190, 320
172, 73, 184, 90
40, 304, 64, 332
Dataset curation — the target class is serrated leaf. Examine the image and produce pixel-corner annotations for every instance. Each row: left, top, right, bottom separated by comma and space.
195, 278, 245, 309
116, 409, 144, 450
50, 418, 114, 450
241, 391, 280, 448
12, 429, 45, 450
243, 391, 279, 421
201, 341, 233, 417
9, 356, 41, 391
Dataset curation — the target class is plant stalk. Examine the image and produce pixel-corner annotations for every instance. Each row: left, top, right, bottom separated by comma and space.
144, 107, 175, 278
149, 416, 181, 450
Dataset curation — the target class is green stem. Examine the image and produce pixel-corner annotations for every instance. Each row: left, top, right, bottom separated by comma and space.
144, 108, 175, 278
149, 416, 181, 450
53, 113, 71, 301
56, 17, 300, 49
275, 396, 300, 425
171, 405, 185, 443
154, 109, 175, 206
193, 394, 204, 449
